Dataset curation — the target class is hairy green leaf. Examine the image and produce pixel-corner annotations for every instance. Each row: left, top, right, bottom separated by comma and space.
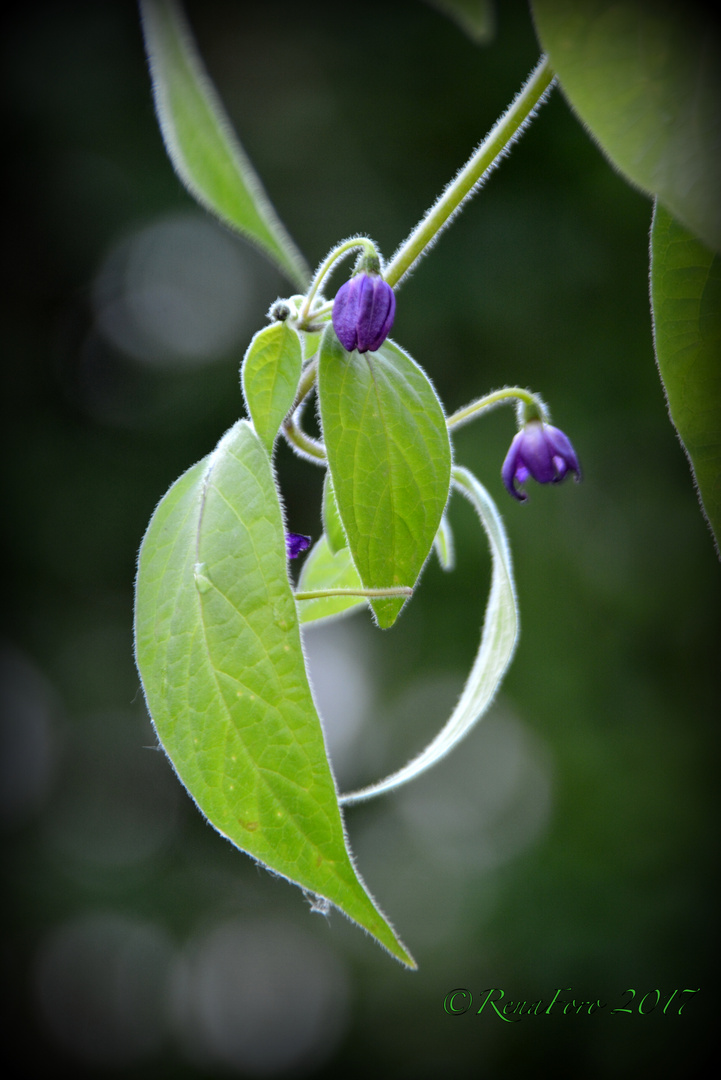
297, 536, 365, 624
241, 322, 302, 454
650, 201, 721, 552
532, 0, 721, 252
134, 419, 414, 966
318, 330, 452, 629
322, 472, 347, 555
140, 0, 310, 286
341, 466, 518, 805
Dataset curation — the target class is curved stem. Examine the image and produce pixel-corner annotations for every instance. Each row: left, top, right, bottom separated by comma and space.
281, 413, 327, 463
384, 56, 555, 289
299, 236, 377, 325
291, 357, 318, 412
446, 387, 547, 431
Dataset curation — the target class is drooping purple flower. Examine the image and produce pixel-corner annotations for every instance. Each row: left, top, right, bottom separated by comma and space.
502, 420, 581, 502
286, 532, 311, 559
332, 272, 396, 353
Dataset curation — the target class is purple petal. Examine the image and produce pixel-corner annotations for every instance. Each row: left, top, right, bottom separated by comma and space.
545, 424, 581, 480
358, 279, 395, 352
286, 533, 311, 559
332, 278, 360, 351
552, 455, 568, 480
501, 431, 527, 501
332, 273, 395, 353
517, 421, 556, 484
502, 419, 581, 501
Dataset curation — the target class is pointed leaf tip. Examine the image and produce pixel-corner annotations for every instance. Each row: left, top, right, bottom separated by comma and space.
318, 330, 452, 628
140, 0, 310, 286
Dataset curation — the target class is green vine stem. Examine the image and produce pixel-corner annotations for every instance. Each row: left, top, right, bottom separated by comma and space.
295, 56, 554, 332
384, 55, 555, 289
290, 357, 318, 412
447, 387, 548, 431
295, 586, 413, 601
298, 237, 378, 326
284, 59, 555, 452
282, 409, 327, 462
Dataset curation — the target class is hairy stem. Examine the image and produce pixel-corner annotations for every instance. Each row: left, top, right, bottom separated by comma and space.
290, 358, 318, 412
385, 56, 555, 288
447, 387, 548, 431
295, 586, 412, 601
299, 236, 377, 325
282, 413, 327, 463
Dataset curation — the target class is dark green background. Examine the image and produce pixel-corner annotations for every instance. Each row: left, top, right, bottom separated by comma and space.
2, 1, 718, 1076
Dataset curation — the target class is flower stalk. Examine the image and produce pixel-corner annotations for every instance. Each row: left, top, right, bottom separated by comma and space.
298, 236, 379, 327
447, 387, 548, 431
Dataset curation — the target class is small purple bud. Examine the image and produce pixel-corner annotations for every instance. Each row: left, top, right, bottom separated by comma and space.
502, 420, 581, 502
332, 272, 396, 353
286, 532, 311, 559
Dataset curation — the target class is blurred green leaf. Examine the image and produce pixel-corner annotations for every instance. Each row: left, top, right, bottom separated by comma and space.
297, 535, 365, 624
341, 466, 518, 804
423, 0, 495, 43
532, 0, 721, 252
650, 201, 721, 552
318, 331, 452, 629
140, 0, 310, 286
322, 471, 347, 555
241, 322, 302, 455
134, 419, 414, 967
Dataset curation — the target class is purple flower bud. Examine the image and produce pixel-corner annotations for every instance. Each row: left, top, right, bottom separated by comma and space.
332, 272, 396, 353
502, 420, 581, 502
286, 532, 311, 559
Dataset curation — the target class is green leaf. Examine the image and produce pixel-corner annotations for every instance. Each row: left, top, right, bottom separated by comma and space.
650, 201, 721, 552
134, 419, 414, 967
341, 466, 518, 805
322, 471, 347, 555
532, 0, 721, 251
433, 511, 455, 571
297, 536, 365, 624
318, 330, 452, 629
241, 322, 302, 454
424, 0, 495, 44
300, 329, 322, 362
139, 0, 310, 287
